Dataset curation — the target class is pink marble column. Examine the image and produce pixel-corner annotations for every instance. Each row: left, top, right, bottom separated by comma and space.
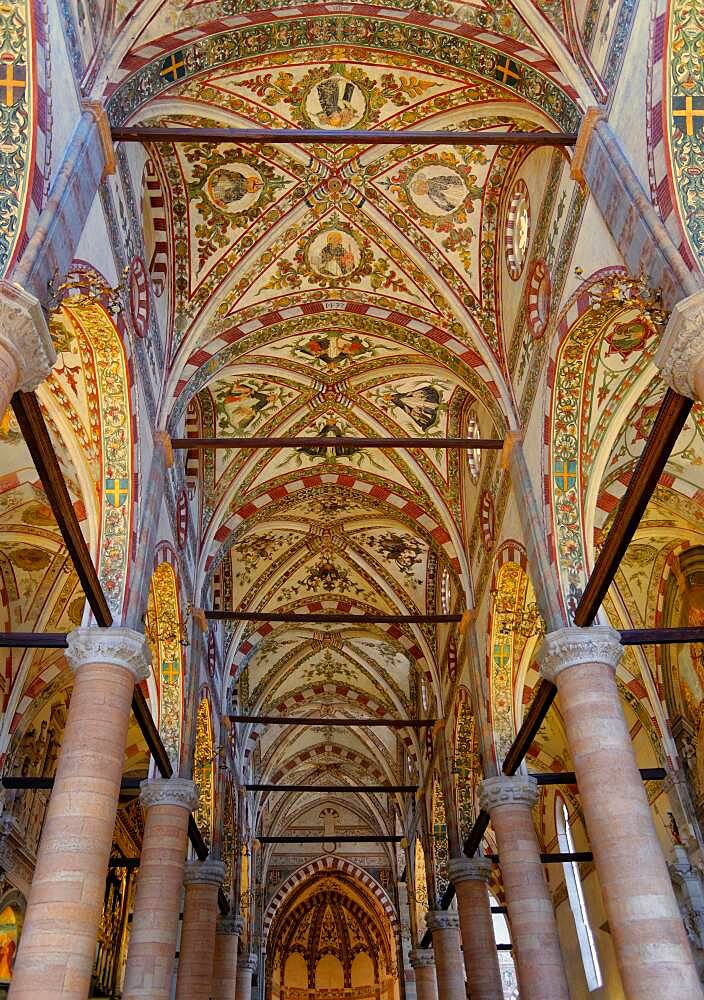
122, 777, 198, 1000
175, 859, 226, 1000
236, 953, 257, 1000
448, 857, 503, 1000
408, 949, 438, 1000
0, 281, 55, 419
479, 775, 569, 1000
9, 627, 149, 1000
540, 626, 704, 999
212, 915, 243, 1000
424, 911, 465, 1000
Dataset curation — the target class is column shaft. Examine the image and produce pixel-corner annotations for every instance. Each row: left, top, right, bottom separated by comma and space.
212, 916, 243, 1000
479, 776, 569, 1000
541, 627, 704, 999
236, 954, 257, 1000
448, 858, 503, 1000
175, 860, 225, 1000
424, 913, 465, 1000
122, 778, 197, 1000
408, 950, 438, 1000
9, 628, 148, 1000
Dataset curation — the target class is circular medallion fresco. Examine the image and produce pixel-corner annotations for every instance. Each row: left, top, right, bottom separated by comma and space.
408, 164, 468, 217
526, 258, 552, 339
306, 228, 361, 279
205, 163, 265, 214
304, 75, 367, 129
505, 180, 530, 280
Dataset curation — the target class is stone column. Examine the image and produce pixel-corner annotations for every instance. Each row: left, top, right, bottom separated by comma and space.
479, 775, 569, 1000
212, 915, 244, 1000
235, 953, 257, 1000
9, 627, 149, 1000
655, 290, 704, 402
408, 949, 438, 1000
424, 912, 465, 1000
175, 859, 226, 1000
540, 626, 704, 999
122, 777, 198, 1000
447, 857, 503, 1000
0, 281, 55, 419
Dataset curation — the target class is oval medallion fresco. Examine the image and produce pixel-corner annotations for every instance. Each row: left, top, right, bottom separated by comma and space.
505, 180, 530, 280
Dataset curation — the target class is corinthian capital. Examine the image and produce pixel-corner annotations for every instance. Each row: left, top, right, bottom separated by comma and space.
0, 281, 56, 392
538, 625, 622, 684
479, 774, 538, 813
65, 626, 151, 681
654, 290, 704, 399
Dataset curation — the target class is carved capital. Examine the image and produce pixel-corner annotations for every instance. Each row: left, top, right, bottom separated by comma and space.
140, 777, 198, 812
81, 100, 116, 178
571, 107, 606, 188
539, 625, 622, 684
479, 774, 538, 813
425, 909, 460, 933
238, 953, 258, 972
447, 856, 493, 884
184, 858, 226, 887
409, 948, 435, 969
65, 626, 150, 681
654, 290, 704, 399
0, 281, 56, 393
217, 914, 244, 935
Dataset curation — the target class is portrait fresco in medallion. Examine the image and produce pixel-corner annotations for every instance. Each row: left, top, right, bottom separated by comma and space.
304, 73, 367, 129
408, 165, 468, 217
306, 228, 362, 279
205, 163, 265, 214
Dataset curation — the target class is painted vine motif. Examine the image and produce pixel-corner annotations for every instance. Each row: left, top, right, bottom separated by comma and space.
0, 0, 31, 275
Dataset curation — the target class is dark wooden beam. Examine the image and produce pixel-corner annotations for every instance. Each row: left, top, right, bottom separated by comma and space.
575, 389, 693, 627
230, 715, 434, 728
112, 126, 577, 147
2, 776, 142, 790
246, 784, 416, 793
0, 633, 68, 648
11, 391, 113, 626
531, 767, 665, 786
172, 436, 504, 451
619, 627, 704, 645
258, 835, 402, 843
487, 852, 593, 864
207, 611, 461, 624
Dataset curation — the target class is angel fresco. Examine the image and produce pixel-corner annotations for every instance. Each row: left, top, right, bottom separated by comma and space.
213, 379, 285, 433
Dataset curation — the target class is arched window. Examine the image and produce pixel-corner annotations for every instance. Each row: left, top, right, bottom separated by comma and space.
556, 798, 602, 991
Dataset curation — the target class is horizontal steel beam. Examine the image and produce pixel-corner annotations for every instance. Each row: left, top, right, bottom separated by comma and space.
230, 715, 434, 728
258, 835, 402, 843
619, 627, 704, 645
247, 784, 416, 793
531, 767, 665, 786
112, 126, 577, 147
0, 632, 68, 648
172, 436, 504, 450
207, 611, 461, 624
3, 775, 142, 790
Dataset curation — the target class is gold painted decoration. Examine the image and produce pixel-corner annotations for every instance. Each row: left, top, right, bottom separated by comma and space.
145, 563, 184, 769
194, 696, 214, 846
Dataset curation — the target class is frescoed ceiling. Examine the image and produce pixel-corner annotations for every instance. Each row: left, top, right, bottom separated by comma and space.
99, 0, 596, 856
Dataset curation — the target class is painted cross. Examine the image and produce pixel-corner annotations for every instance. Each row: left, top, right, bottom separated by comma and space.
162, 659, 180, 685
105, 478, 129, 507
0, 61, 26, 107
553, 460, 577, 493
493, 642, 511, 669
495, 57, 520, 86
672, 95, 704, 137
160, 51, 186, 83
